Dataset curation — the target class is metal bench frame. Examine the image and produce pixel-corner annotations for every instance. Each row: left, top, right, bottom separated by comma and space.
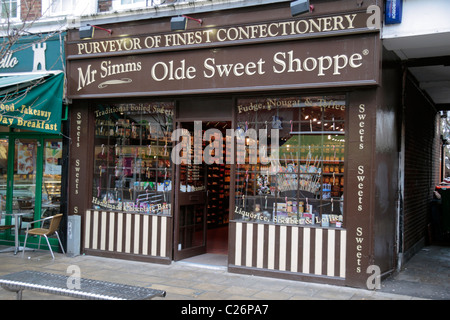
0, 271, 166, 300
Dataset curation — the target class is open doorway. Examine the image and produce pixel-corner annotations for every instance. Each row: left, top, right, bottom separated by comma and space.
205, 121, 230, 256
173, 120, 231, 265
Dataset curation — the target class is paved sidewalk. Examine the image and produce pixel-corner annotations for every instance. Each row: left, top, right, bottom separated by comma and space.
379, 246, 450, 300
0, 246, 437, 301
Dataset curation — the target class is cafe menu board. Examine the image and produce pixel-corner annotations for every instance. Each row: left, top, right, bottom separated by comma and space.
44, 141, 62, 175
17, 143, 36, 175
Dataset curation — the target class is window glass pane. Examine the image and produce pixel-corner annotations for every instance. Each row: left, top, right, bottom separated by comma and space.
121, 0, 144, 4
11, 0, 16, 17
0, 138, 8, 218
234, 95, 345, 228
42, 140, 62, 222
93, 102, 174, 215
50, 0, 73, 13
1, 0, 17, 19
50, 0, 61, 13
13, 139, 37, 227
0, 2, 5, 19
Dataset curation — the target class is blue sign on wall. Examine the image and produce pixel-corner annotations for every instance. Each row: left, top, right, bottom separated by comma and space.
385, 0, 403, 25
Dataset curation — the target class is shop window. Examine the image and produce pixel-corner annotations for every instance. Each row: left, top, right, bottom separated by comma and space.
41, 0, 96, 16
234, 95, 345, 228
92, 102, 174, 215
42, 139, 63, 220
0, 138, 7, 216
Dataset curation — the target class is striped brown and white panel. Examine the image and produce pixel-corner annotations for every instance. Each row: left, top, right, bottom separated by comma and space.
232, 222, 346, 278
84, 210, 169, 258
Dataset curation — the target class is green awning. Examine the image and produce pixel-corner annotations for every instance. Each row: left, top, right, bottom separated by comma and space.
0, 72, 64, 134
0, 74, 46, 88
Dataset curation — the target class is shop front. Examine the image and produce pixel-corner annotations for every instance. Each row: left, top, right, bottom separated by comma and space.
66, 1, 398, 288
0, 33, 66, 252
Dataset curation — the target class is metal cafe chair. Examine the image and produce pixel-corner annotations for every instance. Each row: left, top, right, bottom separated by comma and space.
22, 214, 65, 259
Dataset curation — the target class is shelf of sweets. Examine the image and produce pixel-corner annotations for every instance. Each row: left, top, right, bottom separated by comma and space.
95, 119, 172, 139
206, 147, 229, 227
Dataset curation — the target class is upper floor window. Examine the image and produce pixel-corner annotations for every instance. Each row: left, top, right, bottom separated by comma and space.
1, 0, 19, 20
112, 0, 167, 11
41, 0, 96, 17
113, 0, 145, 10
121, 0, 146, 4
49, 0, 74, 14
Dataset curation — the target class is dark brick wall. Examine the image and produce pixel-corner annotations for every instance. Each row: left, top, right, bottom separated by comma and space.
21, 0, 42, 21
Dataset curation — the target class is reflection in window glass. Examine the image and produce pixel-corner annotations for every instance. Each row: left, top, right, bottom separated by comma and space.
234, 95, 345, 228
1, 0, 18, 19
0, 138, 8, 226
42, 139, 62, 220
13, 140, 37, 225
93, 102, 174, 215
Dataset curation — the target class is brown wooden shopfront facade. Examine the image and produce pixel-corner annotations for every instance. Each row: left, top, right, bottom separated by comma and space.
65, 1, 398, 289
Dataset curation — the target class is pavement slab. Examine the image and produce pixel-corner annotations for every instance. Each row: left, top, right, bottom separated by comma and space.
0, 245, 448, 302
